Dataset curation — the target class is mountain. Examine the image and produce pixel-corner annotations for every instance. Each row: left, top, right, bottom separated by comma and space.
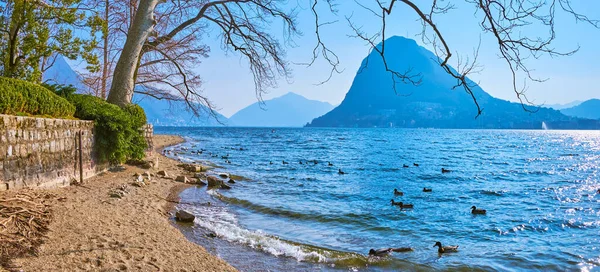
307, 36, 599, 129
229, 92, 334, 127
133, 93, 229, 126
42, 55, 229, 126
561, 99, 600, 119
545, 101, 583, 110
43, 55, 86, 90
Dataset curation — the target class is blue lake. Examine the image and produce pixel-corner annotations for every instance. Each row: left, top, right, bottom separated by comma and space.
157, 127, 600, 271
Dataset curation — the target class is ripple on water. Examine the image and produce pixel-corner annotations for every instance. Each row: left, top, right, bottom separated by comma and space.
157, 127, 600, 271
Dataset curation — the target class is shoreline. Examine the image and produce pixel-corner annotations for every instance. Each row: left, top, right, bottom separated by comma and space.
10, 134, 237, 271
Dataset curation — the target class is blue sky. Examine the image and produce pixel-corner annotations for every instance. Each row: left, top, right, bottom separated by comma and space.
192, 0, 600, 117
65, 1, 599, 117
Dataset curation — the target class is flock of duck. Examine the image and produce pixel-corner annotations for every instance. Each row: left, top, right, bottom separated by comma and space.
170, 146, 486, 257
367, 164, 488, 257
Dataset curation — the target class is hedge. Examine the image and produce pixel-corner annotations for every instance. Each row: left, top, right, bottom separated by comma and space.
0, 77, 75, 118
67, 94, 147, 164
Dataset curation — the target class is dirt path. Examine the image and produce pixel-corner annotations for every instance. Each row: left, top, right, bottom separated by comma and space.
11, 135, 237, 272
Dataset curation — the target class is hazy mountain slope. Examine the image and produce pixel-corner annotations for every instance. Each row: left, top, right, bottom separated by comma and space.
43, 55, 86, 90
307, 36, 597, 129
546, 101, 583, 110
229, 92, 334, 127
42, 55, 229, 126
561, 99, 600, 119
133, 93, 229, 126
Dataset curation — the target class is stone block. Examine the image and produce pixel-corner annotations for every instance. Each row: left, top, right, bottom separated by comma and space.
19, 144, 27, 157
0, 115, 102, 190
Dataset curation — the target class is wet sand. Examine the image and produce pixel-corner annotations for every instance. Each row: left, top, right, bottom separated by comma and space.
11, 135, 236, 271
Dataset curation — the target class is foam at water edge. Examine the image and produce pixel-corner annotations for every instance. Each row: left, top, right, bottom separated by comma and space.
181, 198, 331, 263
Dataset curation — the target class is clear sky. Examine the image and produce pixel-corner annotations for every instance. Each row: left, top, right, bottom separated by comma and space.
192, 0, 600, 117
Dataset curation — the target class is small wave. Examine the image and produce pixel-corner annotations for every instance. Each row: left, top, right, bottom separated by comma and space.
479, 190, 507, 197
497, 224, 549, 235
212, 193, 377, 227
180, 203, 372, 267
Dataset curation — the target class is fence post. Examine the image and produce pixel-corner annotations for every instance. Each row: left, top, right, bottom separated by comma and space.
79, 131, 83, 183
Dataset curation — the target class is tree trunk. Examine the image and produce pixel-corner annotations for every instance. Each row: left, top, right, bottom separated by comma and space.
107, 0, 160, 106
4, 0, 24, 78
100, 0, 109, 99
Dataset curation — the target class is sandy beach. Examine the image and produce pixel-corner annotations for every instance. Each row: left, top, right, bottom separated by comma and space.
8, 135, 236, 271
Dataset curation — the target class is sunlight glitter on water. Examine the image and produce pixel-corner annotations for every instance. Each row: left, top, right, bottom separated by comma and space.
161, 127, 600, 271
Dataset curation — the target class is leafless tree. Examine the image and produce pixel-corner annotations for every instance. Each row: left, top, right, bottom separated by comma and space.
106, 0, 298, 120
104, 0, 597, 118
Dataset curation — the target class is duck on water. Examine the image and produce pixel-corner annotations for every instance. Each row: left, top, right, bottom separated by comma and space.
390, 200, 413, 209
368, 247, 413, 257
433, 241, 459, 254
471, 206, 487, 214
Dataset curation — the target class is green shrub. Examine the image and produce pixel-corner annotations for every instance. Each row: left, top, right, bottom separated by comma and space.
68, 94, 147, 164
41, 83, 78, 98
122, 104, 148, 162
0, 77, 75, 118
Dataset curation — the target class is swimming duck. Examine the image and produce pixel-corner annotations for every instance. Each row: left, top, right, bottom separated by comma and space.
328, 162, 333, 166
390, 200, 413, 209
393, 188, 404, 196
398, 202, 413, 209
338, 169, 345, 175
299, 161, 303, 165
368, 248, 392, 257
423, 188, 432, 192
270, 161, 273, 165
413, 163, 419, 167
368, 247, 413, 256
471, 206, 487, 214
433, 241, 459, 253
282, 160, 288, 165
403, 164, 409, 168
441, 168, 451, 173
390, 247, 413, 252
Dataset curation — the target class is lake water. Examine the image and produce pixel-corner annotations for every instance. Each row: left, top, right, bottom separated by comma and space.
156, 127, 600, 271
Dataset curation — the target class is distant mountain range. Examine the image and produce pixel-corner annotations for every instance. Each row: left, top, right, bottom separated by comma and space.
561, 99, 600, 120
545, 101, 583, 110
43, 56, 335, 127
229, 92, 334, 127
133, 93, 229, 126
44, 56, 228, 126
307, 36, 600, 129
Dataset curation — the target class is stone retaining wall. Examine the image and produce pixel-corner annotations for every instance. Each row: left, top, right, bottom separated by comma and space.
143, 124, 154, 151
0, 114, 103, 191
